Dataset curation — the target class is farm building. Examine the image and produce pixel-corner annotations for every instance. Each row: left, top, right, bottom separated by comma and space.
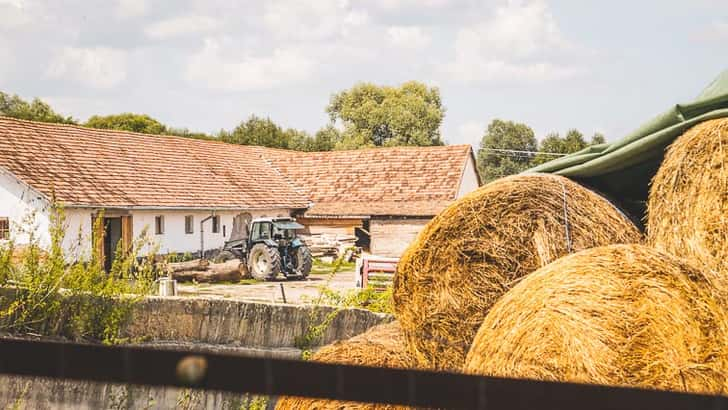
0, 117, 479, 267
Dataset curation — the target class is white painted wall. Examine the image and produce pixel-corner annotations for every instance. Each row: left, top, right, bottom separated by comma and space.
132, 209, 291, 255
0, 167, 292, 258
0, 169, 52, 248
457, 154, 480, 198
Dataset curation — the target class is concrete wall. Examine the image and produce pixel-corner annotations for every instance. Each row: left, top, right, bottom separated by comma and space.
0, 294, 391, 409
370, 218, 430, 257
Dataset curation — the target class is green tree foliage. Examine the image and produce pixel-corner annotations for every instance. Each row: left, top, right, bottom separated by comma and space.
326, 81, 445, 149
0, 92, 76, 124
532, 129, 607, 166
220, 115, 289, 148
85, 113, 167, 134
477, 119, 538, 183
220, 115, 338, 151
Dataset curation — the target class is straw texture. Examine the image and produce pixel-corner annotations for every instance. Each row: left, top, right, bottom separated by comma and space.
648, 117, 728, 283
393, 174, 642, 370
464, 244, 728, 394
275, 321, 415, 410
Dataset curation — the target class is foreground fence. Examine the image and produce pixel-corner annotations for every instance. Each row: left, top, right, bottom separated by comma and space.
0, 337, 726, 410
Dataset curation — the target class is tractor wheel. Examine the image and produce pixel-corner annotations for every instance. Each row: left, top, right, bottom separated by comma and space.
294, 246, 312, 279
248, 244, 281, 281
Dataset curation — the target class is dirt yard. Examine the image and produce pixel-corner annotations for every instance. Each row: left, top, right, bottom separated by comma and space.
176, 267, 357, 304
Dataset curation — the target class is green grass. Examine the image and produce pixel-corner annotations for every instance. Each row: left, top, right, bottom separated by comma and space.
311, 258, 355, 275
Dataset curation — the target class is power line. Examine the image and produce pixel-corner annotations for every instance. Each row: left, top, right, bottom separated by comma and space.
480, 148, 567, 157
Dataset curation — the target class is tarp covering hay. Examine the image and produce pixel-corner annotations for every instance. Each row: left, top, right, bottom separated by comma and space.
464, 244, 728, 395
275, 321, 415, 410
648, 118, 728, 280
393, 174, 642, 371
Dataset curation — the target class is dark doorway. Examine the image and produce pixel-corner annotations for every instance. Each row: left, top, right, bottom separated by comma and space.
103, 217, 122, 272
355, 219, 371, 252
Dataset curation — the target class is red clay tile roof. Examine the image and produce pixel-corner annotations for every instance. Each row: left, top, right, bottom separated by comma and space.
0, 117, 475, 215
0, 117, 308, 209
259, 144, 474, 216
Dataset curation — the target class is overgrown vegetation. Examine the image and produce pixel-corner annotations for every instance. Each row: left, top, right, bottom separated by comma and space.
0, 207, 156, 344
310, 257, 355, 275
295, 254, 393, 358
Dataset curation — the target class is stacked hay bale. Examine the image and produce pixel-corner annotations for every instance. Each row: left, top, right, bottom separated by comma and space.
393, 174, 641, 370
648, 118, 728, 282
276, 321, 415, 410
464, 244, 728, 394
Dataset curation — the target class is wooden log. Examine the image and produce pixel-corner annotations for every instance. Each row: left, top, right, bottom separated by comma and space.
172, 260, 245, 283
167, 259, 210, 272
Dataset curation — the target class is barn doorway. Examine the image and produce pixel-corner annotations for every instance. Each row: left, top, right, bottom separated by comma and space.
355, 219, 371, 252
103, 218, 122, 272
93, 213, 133, 272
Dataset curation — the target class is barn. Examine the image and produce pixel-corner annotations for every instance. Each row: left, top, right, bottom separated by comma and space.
0, 117, 479, 267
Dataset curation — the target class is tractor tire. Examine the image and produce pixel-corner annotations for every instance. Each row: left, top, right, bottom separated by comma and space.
213, 250, 236, 263
293, 246, 312, 279
248, 244, 281, 281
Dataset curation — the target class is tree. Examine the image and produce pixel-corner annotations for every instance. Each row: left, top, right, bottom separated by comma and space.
221, 115, 289, 149
165, 127, 214, 140
477, 119, 537, 183
85, 113, 167, 134
327, 81, 445, 149
532, 129, 605, 166
0, 92, 76, 124
591, 132, 606, 145
311, 125, 341, 151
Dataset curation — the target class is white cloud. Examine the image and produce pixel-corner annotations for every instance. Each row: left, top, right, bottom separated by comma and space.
46, 47, 128, 89
116, 0, 147, 18
145, 15, 219, 39
445, 0, 582, 84
371, 0, 453, 11
263, 0, 369, 40
387, 26, 431, 49
185, 37, 316, 91
698, 21, 728, 41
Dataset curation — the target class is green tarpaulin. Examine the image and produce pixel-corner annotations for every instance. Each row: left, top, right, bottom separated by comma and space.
527, 70, 728, 227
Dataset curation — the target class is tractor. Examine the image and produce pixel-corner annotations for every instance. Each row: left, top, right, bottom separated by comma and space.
219, 214, 312, 281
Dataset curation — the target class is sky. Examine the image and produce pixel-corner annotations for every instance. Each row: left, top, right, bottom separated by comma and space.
0, 0, 727, 147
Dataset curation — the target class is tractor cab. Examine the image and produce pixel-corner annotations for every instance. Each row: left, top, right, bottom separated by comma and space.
222, 215, 312, 281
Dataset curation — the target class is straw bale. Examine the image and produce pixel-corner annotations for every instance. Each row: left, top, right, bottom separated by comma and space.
648, 118, 728, 282
393, 174, 641, 370
275, 321, 416, 410
464, 244, 728, 394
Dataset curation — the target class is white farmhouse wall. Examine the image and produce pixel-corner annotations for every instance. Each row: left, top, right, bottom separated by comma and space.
133, 209, 291, 255
370, 218, 429, 257
457, 154, 480, 198
0, 169, 52, 248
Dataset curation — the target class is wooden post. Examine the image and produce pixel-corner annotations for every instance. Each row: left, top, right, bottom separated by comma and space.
120, 215, 133, 254
92, 213, 105, 266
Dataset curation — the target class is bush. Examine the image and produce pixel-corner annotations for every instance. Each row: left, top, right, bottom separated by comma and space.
0, 206, 156, 344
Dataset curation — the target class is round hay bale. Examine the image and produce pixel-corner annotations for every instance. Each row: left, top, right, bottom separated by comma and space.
648, 117, 728, 281
275, 321, 415, 410
393, 174, 642, 370
464, 244, 728, 394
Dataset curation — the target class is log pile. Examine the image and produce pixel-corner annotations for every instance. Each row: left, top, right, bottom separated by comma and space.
170, 259, 247, 283
300, 234, 356, 258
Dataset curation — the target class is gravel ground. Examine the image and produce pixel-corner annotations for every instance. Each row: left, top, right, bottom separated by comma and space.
176, 269, 357, 304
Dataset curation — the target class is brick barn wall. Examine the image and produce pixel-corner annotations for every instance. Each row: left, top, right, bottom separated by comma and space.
369, 218, 430, 257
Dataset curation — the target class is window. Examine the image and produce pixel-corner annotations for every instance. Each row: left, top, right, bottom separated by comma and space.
0, 217, 8, 240
185, 215, 194, 234
251, 222, 271, 241
212, 215, 220, 233
155, 215, 164, 235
